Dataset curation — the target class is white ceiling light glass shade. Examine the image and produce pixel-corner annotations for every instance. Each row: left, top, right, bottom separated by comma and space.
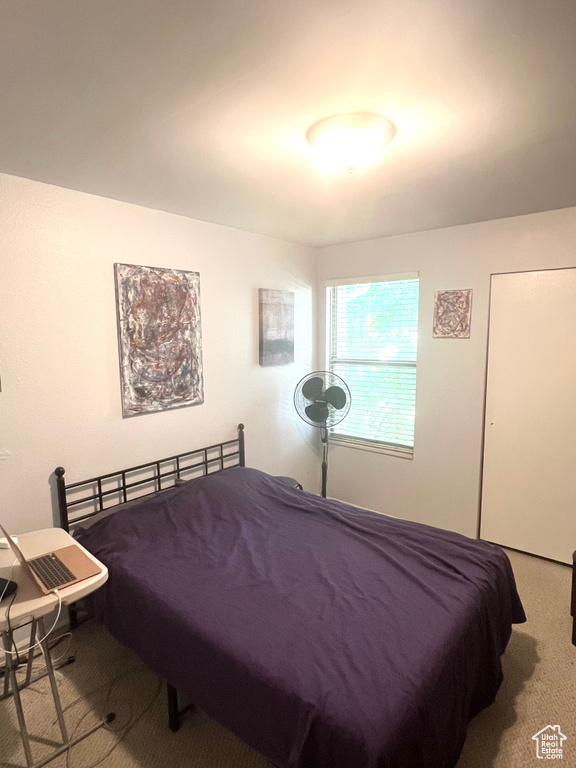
307, 113, 396, 173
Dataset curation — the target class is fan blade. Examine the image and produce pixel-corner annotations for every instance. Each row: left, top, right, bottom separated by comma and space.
305, 403, 329, 424
301, 376, 324, 401
324, 385, 347, 410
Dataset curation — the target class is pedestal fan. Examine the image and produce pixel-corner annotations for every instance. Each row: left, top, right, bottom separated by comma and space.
293, 371, 351, 498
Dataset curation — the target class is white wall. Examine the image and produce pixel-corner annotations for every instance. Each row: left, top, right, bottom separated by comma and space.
3, 171, 574, 541
0, 173, 318, 533
317, 207, 576, 538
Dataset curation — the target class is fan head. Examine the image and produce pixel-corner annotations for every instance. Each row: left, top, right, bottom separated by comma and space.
294, 371, 351, 429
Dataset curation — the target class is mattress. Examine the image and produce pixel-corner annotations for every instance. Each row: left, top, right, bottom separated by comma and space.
78, 466, 525, 768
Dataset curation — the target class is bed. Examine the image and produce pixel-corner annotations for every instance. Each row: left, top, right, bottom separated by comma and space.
56, 425, 525, 768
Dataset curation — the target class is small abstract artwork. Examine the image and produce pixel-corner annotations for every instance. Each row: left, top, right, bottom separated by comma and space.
115, 263, 204, 417
259, 289, 294, 366
433, 289, 473, 338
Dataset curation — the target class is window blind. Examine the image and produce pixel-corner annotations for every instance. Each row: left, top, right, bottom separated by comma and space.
328, 278, 419, 452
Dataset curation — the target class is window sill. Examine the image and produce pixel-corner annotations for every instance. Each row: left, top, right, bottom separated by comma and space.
329, 436, 414, 460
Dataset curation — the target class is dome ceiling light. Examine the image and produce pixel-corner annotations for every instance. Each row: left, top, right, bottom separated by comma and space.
307, 113, 396, 174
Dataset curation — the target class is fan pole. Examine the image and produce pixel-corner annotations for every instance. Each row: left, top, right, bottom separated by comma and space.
321, 426, 328, 498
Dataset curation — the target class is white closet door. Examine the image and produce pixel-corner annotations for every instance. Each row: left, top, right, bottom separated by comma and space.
481, 268, 576, 564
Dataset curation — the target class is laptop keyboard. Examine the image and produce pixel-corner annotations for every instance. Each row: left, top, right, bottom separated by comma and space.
29, 554, 76, 590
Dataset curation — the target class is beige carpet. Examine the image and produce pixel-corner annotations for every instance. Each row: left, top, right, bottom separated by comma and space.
1, 549, 574, 768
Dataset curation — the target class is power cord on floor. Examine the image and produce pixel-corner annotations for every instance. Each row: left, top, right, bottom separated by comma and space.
61, 670, 163, 768
4, 624, 164, 768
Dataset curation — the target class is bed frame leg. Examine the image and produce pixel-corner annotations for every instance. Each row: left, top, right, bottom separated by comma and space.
68, 603, 79, 630
571, 551, 576, 646
167, 683, 180, 731
167, 682, 194, 732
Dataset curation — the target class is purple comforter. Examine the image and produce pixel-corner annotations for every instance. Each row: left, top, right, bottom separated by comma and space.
78, 467, 525, 768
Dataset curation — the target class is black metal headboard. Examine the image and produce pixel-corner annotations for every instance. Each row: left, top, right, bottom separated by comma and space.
55, 423, 245, 532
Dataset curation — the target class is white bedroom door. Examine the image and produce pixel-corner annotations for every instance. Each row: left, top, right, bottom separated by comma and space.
480, 268, 576, 564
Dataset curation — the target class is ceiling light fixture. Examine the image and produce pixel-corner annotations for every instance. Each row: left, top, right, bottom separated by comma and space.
307, 113, 396, 174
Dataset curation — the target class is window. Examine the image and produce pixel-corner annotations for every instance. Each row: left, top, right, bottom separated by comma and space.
326, 274, 419, 457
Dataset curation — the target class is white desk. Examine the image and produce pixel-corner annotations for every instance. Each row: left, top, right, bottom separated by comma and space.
0, 528, 109, 768
0, 528, 108, 630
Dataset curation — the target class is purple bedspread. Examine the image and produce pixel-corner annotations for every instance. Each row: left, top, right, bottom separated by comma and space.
78, 466, 525, 768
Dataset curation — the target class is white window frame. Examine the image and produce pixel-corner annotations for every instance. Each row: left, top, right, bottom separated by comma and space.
325, 272, 419, 459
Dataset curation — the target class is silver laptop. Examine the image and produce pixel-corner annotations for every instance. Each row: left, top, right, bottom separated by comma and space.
0, 525, 101, 595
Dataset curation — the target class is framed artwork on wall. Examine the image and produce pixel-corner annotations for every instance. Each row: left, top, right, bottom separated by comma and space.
433, 289, 473, 338
114, 263, 204, 417
259, 289, 294, 366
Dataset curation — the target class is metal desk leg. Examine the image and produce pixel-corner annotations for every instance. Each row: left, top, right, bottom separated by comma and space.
37, 617, 69, 744
2, 638, 11, 699
2, 619, 115, 768
2, 629, 34, 767
24, 620, 37, 686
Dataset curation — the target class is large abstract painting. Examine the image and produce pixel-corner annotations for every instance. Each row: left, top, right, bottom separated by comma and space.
433, 289, 473, 338
115, 263, 204, 417
259, 289, 294, 366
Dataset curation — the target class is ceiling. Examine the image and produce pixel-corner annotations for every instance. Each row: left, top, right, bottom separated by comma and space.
1, 0, 575, 247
